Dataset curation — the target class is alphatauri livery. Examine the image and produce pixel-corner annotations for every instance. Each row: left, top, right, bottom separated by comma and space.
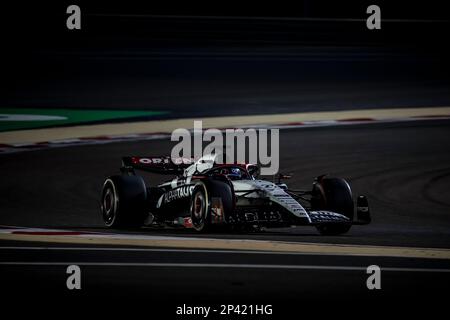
100, 154, 371, 234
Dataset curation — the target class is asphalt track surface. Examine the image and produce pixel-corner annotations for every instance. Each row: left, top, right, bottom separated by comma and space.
1, 241, 449, 316
1, 120, 450, 314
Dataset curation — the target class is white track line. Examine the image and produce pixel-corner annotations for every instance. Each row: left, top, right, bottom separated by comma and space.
0, 261, 449, 273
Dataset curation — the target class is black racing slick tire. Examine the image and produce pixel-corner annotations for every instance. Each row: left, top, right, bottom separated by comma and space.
190, 179, 234, 232
100, 175, 147, 228
190, 183, 210, 232
312, 177, 354, 235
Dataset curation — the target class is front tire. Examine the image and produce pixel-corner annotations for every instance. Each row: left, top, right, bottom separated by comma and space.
312, 177, 354, 235
190, 183, 210, 232
190, 178, 235, 232
101, 175, 147, 228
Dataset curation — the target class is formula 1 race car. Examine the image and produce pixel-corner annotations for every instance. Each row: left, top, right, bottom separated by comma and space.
100, 154, 371, 235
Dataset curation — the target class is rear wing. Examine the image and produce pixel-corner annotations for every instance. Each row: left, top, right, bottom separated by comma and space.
121, 156, 194, 175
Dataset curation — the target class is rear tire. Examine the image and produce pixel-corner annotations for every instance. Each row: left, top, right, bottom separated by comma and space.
312, 177, 354, 235
100, 175, 147, 228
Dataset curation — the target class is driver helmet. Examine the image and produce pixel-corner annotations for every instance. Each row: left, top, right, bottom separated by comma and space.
227, 167, 242, 180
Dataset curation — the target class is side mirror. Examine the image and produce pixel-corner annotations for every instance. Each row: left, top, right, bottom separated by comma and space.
277, 183, 288, 190
275, 173, 292, 184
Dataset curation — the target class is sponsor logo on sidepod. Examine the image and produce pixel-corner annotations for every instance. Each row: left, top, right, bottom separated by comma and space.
164, 186, 194, 204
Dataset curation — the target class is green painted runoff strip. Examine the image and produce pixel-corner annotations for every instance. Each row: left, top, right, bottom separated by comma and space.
0, 108, 168, 132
